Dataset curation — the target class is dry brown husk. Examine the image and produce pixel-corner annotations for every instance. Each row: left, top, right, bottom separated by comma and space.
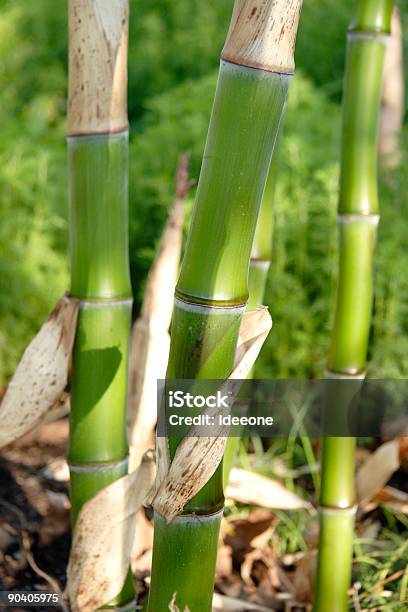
356, 439, 400, 504
127, 154, 191, 471
0, 296, 79, 449
67, 452, 156, 612
152, 307, 272, 523
226, 468, 312, 511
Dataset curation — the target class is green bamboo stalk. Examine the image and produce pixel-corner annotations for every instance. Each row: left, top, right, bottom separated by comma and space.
313, 2, 393, 610
222, 142, 280, 485
67, 1, 134, 609
147, 3, 302, 611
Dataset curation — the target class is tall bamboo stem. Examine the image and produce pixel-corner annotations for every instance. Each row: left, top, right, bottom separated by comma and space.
67, 1, 134, 609
313, 1, 393, 610
147, 3, 302, 611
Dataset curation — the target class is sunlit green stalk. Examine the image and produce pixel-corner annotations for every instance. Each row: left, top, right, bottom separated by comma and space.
67, 1, 134, 609
314, 1, 393, 610
147, 2, 302, 610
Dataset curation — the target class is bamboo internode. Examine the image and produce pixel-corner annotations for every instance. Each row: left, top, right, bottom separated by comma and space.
351, 0, 394, 33
67, 0, 129, 136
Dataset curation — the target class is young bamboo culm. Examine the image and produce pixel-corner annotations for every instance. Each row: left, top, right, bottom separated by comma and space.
313, 1, 394, 610
67, 1, 135, 609
148, 2, 303, 611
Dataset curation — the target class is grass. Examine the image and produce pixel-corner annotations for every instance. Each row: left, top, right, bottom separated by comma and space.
232, 437, 408, 610
354, 520, 408, 610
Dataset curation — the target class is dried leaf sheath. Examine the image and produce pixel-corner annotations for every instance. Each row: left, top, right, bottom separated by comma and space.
222, 0, 302, 73
0, 296, 78, 448
128, 155, 190, 471
152, 308, 272, 523
67, 453, 156, 612
68, 0, 129, 136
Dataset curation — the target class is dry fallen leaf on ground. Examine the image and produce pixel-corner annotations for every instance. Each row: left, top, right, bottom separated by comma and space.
373, 485, 408, 514
222, 509, 276, 575
226, 468, 312, 511
290, 550, 316, 604
356, 440, 400, 504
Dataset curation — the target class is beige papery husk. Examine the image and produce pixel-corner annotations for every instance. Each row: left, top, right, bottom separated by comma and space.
127, 154, 192, 472
153, 307, 272, 523
67, 307, 271, 610
67, 452, 157, 612
0, 295, 79, 449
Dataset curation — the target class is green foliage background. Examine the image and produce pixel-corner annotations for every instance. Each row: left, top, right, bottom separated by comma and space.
0, 0, 407, 383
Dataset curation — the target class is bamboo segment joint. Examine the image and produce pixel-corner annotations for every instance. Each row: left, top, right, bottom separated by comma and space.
250, 258, 271, 269
158, 508, 224, 524
78, 296, 133, 307
174, 295, 247, 313
67, 128, 129, 143
318, 505, 358, 516
221, 0, 303, 74
337, 214, 380, 225
348, 30, 389, 43
325, 369, 366, 380
69, 457, 129, 473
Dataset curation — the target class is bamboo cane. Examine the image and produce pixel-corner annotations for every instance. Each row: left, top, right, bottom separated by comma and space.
313, 2, 393, 610
147, 3, 302, 611
67, 1, 134, 609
